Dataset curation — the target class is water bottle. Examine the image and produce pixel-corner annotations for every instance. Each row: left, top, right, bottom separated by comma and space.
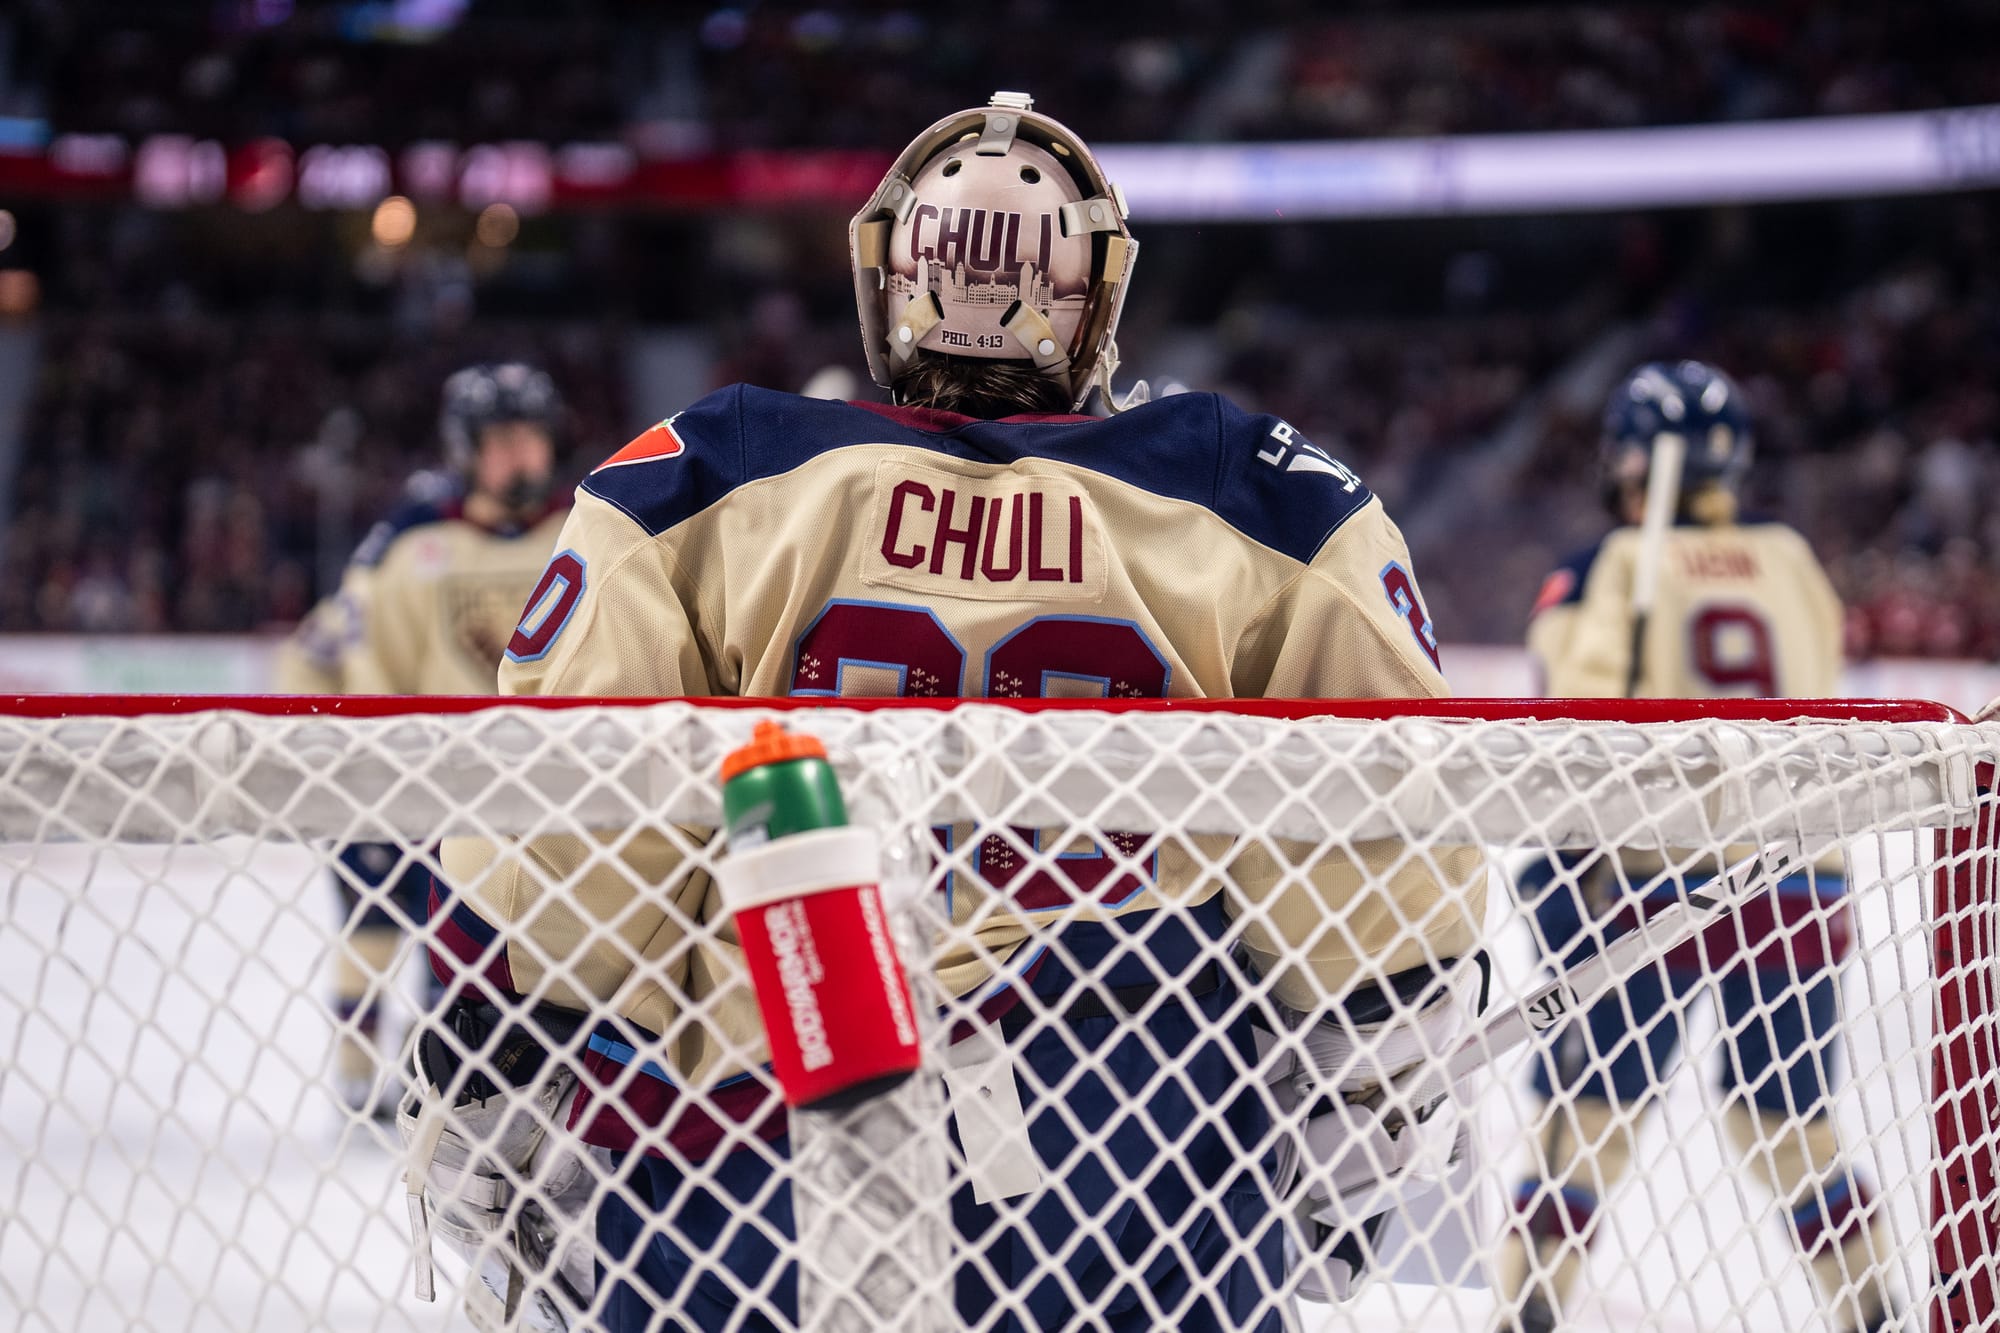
716, 719, 920, 1108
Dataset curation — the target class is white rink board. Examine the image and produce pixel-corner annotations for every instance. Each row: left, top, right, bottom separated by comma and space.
1, 836, 1938, 1332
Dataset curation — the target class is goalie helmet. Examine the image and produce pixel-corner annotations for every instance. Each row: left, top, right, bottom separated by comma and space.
850, 91, 1137, 412
1601, 359, 1752, 507
439, 362, 562, 472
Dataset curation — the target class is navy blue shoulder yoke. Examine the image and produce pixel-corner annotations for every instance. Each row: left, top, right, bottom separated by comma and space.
582, 385, 1375, 565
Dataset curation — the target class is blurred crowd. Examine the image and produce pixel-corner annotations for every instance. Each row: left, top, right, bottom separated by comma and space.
10, 190, 2000, 658
1085, 198, 2000, 656
0, 315, 625, 633
694, 2, 2000, 150
1253, 3, 2000, 139
1498, 245, 2000, 658
32, 4, 626, 147
10, 1, 1998, 150
681, 5, 1230, 151
1684, 266, 2000, 663
10, 198, 2000, 657
5, 5, 2000, 658
1205, 313, 1569, 520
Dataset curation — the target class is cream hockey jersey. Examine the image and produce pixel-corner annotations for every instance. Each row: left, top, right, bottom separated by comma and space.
1527, 517, 1847, 932
273, 472, 466, 695
1529, 519, 1842, 699
439, 387, 1486, 1150
334, 491, 570, 696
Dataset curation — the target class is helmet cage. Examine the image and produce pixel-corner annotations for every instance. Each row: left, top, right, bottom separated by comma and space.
851, 92, 1137, 412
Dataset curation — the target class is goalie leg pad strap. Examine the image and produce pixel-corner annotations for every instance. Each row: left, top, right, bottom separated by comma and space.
399, 1000, 603, 1328
403, 1095, 450, 1303
1254, 954, 1487, 1304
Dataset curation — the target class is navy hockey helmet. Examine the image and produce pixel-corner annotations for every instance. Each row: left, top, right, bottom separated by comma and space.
439, 362, 562, 471
1601, 360, 1752, 508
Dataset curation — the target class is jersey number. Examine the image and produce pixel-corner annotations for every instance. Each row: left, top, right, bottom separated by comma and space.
1689, 603, 1777, 695
1379, 561, 1440, 670
506, 550, 586, 664
789, 600, 1168, 909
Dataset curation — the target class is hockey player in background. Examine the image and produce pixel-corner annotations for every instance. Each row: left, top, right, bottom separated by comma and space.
1496, 361, 1895, 1333
278, 365, 568, 1117
336, 363, 570, 694
275, 468, 453, 1117
425, 92, 1487, 1331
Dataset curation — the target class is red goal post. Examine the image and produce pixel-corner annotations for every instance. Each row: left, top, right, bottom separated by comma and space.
0, 693, 1993, 1333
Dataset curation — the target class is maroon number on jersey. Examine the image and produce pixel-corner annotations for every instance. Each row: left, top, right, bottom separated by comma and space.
789, 600, 1168, 908
506, 550, 586, 664
1689, 604, 1777, 695
790, 599, 965, 697
1379, 561, 1441, 671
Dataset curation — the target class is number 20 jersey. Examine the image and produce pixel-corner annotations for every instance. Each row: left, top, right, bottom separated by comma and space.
442, 385, 1484, 1119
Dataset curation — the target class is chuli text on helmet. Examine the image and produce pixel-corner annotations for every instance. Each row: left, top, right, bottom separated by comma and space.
908, 205, 1057, 284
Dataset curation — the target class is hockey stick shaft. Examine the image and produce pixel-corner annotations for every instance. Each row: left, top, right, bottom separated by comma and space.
1625, 431, 1687, 696
1400, 840, 1804, 1109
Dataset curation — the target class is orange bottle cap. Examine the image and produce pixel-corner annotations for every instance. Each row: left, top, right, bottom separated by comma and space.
720, 718, 828, 782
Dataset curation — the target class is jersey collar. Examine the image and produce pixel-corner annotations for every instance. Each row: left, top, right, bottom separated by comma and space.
851, 400, 1097, 432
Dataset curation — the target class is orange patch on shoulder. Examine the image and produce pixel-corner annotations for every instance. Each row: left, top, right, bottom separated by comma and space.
593, 414, 687, 472
1531, 567, 1576, 617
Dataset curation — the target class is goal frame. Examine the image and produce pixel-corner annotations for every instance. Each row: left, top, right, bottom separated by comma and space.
0, 691, 1992, 1333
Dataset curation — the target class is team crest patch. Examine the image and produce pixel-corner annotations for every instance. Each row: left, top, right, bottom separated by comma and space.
593, 414, 687, 472
444, 577, 527, 671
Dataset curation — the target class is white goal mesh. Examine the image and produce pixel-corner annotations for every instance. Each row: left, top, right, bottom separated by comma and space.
1, 696, 1994, 1333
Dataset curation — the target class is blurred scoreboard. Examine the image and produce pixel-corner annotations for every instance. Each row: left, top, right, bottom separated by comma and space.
5, 101, 2000, 220
15, 129, 886, 215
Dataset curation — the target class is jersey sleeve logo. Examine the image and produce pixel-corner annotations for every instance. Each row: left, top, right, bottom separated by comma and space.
1256, 420, 1362, 492
592, 413, 687, 473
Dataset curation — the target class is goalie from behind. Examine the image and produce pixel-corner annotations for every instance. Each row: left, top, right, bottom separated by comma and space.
1498, 361, 1894, 1333
427, 92, 1487, 1332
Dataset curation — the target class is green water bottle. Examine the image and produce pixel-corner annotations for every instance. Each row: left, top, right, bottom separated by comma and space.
716, 720, 920, 1108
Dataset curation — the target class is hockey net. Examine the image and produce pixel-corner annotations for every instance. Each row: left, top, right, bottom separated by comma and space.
0, 695, 1994, 1333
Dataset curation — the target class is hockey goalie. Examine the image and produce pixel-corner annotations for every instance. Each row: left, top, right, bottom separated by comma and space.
411, 91, 1490, 1332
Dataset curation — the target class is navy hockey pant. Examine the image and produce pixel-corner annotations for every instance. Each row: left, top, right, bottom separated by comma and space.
594, 968, 1285, 1332
1522, 857, 1847, 1113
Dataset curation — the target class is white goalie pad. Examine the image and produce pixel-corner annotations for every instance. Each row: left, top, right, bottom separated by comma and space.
1255, 961, 1483, 1302
400, 1060, 607, 1332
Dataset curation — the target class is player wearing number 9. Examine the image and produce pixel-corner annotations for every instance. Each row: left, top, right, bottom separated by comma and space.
433, 91, 1485, 1333
1500, 361, 1894, 1333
